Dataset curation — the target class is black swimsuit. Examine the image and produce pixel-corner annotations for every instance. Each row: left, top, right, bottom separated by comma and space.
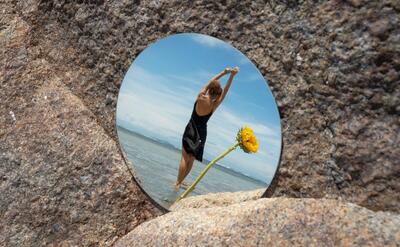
182, 100, 212, 162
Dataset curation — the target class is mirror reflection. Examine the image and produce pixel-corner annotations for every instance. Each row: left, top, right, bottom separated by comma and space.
116, 33, 282, 210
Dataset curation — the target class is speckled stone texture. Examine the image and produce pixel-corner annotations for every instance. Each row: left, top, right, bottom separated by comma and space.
115, 198, 400, 247
1, 0, 399, 246
0, 75, 162, 245
28, 0, 399, 212
1, 2, 162, 246
171, 189, 265, 210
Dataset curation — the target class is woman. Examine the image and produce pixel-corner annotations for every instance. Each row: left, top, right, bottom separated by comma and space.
175, 66, 239, 190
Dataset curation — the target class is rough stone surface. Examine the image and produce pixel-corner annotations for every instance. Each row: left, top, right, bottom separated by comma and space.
27, 0, 399, 212
116, 198, 400, 247
0, 79, 162, 246
1, 0, 400, 246
171, 189, 265, 210
0, 2, 162, 246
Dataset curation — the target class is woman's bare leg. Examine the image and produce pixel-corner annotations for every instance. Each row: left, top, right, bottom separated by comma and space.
183, 155, 195, 179
175, 153, 187, 189
175, 147, 194, 189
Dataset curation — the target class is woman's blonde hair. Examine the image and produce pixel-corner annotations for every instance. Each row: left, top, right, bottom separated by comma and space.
207, 80, 223, 101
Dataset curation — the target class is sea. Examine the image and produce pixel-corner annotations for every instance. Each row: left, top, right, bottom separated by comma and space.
117, 126, 267, 209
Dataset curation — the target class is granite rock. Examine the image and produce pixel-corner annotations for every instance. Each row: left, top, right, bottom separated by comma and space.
27, 0, 399, 213
170, 189, 265, 210
1, 0, 400, 246
0, 78, 162, 246
0, 4, 162, 245
116, 198, 400, 247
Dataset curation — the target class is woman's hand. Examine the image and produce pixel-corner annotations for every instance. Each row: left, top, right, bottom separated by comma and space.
231, 66, 239, 75
224, 67, 232, 74
214, 66, 238, 106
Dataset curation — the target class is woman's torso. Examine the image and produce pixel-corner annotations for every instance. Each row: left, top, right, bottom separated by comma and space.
195, 94, 215, 116
191, 99, 213, 129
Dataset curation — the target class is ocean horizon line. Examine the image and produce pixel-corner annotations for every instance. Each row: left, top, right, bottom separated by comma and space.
117, 124, 268, 185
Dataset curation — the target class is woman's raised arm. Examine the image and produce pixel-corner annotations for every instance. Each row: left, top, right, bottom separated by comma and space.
215, 67, 239, 107
199, 68, 230, 95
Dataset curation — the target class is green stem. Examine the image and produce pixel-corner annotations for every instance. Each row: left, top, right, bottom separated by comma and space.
174, 142, 240, 204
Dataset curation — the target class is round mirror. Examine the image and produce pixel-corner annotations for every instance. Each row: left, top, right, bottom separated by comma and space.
116, 33, 282, 211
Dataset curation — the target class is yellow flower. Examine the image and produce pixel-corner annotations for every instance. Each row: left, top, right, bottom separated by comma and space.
176, 125, 259, 203
236, 126, 259, 153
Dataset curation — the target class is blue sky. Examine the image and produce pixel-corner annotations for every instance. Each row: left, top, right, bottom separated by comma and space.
116, 33, 282, 183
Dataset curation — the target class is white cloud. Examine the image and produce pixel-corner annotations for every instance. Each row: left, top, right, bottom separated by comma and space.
196, 69, 216, 81
238, 55, 253, 65
190, 34, 231, 49
167, 74, 202, 86
246, 72, 264, 82
117, 65, 197, 144
205, 105, 281, 182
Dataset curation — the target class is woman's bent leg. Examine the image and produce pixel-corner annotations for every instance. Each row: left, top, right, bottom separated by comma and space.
175, 146, 192, 189
183, 155, 195, 179
175, 154, 186, 187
